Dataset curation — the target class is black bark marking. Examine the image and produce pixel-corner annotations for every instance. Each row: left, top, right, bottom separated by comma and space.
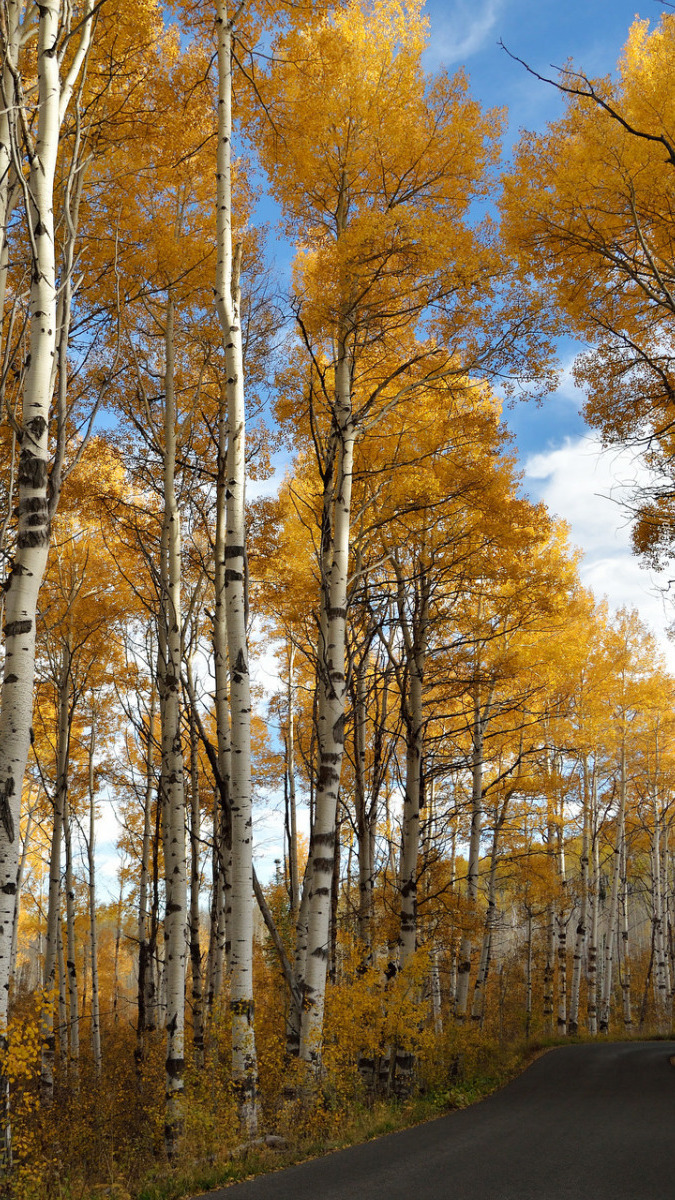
18, 452, 47, 490
0, 780, 14, 843
25, 416, 47, 442
18, 529, 49, 549
4, 620, 32, 639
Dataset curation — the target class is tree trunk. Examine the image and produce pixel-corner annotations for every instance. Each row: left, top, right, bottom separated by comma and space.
87, 716, 102, 1078
587, 772, 600, 1035
187, 679, 205, 1069
569, 755, 590, 1035
136, 688, 156, 1070
215, 5, 258, 1133
40, 643, 70, 1108
63, 792, 80, 1086
299, 403, 355, 1066
158, 294, 187, 1159
455, 686, 484, 1019
599, 747, 627, 1034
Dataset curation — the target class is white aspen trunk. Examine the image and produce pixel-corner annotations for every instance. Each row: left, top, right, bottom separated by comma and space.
0, 1, 62, 1063
9, 796, 35, 992
587, 771, 600, 1035
455, 687, 484, 1019
56, 919, 68, 1078
398, 656, 424, 969
525, 909, 533, 1037
0, 3, 20, 375
556, 790, 568, 1037
430, 946, 443, 1037
599, 747, 627, 1034
86, 716, 101, 1077
136, 691, 156, 1067
651, 726, 670, 1027
569, 755, 590, 1035
215, 6, 258, 1132
653, 803, 671, 1025
471, 808, 503, 1024
619, 829, 632, 1031
286, 643, 299, 919
158, 295, 187, 1159
187, 678, 204, 1069
448, 815, 458, 1006
287, 870, 309, 1056
353, 652, 378, 960
40, 642, 70, 1108
63, 792, 80, 1085
299, 403, 355, 1066
212, 376, 232, 978
543, 905, 555, 1034
0, 0, 94, 1163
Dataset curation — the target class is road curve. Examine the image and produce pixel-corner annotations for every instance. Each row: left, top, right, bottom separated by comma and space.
194, 1042, 675, 1200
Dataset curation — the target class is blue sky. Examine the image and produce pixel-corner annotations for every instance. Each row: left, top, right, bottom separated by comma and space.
416, 0, 675, 653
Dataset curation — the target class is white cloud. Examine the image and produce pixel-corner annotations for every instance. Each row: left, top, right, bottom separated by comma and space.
424, 0, 505, 65
524, 435, 675, 663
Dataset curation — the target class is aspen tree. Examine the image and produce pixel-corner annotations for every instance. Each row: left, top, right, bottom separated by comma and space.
215, 0, 259, 1133
502, 14, 675, 561
0, 0, 105, 1158
85, 708, 102, 1077
259, 0, 515, 1063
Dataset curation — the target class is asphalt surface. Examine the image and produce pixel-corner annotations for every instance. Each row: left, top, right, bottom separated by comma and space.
194, 1042, 675, 1199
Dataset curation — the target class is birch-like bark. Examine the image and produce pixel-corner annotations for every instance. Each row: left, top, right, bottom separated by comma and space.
471, 798, 508, 1024
212, 373, 232, 979
569, 755, 590, 1034
136, 690, 156, 1068
543, 904, 555, 1035
9, 793, 34, 993
455, 685, 485, 1019
396, 558, 427, 973
652, 786, 671, 1027
353, 657, 373, 953
555, 783, 568, 1036
599, 748, 627, 1034
215, 4, 258, 1132
430, 946, 443, 1036
525, 908, 533, 1037
619, 830, 632, 1031
299, 365, 355, 1065
0, 0, 94, 1162
286, 643, 299, 919
0, 3, 62, 1059
63, 791, 80, 1084
587, 771, 600, 1035
56, 919, 68, 1078
40, 640, 70, 1108
0, 4, 21, 373
187, 673, 204, 1069
86, 718, 101, 1078
158, 295, 186, 1159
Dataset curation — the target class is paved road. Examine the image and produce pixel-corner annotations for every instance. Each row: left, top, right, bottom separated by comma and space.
195, 1042, 675, 1199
